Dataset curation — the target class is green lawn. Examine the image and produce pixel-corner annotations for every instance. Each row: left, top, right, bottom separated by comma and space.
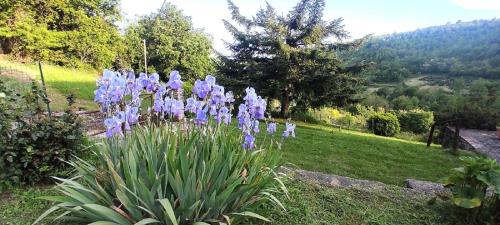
0, 56, 98, 111
279, 121, 470, 186
249, 179, 463, 225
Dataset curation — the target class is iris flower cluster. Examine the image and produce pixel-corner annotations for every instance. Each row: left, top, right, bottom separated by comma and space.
236, 88, 296, 149
153, 71, 185, 119
95, 70, 160, 137
188, 75, 234, 126
94, 69, 295, 148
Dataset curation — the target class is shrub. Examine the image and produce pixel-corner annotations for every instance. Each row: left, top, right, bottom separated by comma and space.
397, 109, 434, 134
35, 124, 286, 224
0, 81, 84, 189
367, 112, 400, 137
441, 156, 500, 223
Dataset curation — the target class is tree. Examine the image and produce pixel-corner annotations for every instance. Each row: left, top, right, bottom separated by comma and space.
121, 3, 214, 81
0, 0, 122, 68
218, 0, 367, 117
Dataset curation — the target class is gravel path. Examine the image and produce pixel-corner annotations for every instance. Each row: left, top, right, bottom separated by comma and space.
458, 128, 500, 161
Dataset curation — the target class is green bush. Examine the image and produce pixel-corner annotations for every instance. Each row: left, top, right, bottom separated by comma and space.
441, 156, 500, 223
35, 124, 286, 224
0, 81, 84, 189
397, 109, 434, 134
367, 112, 400, 137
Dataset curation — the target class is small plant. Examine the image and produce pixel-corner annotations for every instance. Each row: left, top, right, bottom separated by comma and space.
367, 112, 400, 137
441, 156, 500, 223
0, 80, 84, 190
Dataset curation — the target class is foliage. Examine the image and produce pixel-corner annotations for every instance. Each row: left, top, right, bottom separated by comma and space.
396, 109, 434, 134
305, 107, 367, 130
437, 78, 499, 130
362, 61, 411, 82
349, 19, 500, 79
367, 112, 400, 137
361, 95, 389, 109
35, 123, 286, 225
441, 156, 500, 223
0, 80, 84, 190
0, 0, 122, 68
121, 4, 214, 80
219, 0, 367, 117
391, 95, 420, 110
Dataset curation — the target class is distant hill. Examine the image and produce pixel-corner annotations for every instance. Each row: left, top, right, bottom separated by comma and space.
349, 19, 500, 82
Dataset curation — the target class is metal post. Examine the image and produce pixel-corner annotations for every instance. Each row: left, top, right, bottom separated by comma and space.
143, 39, 147, 74
38, 62, 52, 118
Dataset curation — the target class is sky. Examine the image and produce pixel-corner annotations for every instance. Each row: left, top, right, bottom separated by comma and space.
120, 0, 500, 54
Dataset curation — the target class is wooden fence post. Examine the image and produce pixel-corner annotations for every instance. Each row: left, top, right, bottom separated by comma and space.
452, 120, 461, 153
426, 123, 436, 147
38, 62, 52, 118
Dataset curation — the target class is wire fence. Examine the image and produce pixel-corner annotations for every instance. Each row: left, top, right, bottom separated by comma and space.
0, 59, 109, 135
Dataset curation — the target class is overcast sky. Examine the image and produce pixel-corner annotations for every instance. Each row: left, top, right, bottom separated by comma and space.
120, 0, 500, 54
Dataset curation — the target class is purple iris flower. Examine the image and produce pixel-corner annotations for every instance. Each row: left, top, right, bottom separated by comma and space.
104, 116, 123, 137
225, 91, 235, 103
205, 75, 216, 87
153, 98, 164, 112
163, 97, 173, 115
267, 122, 277, 134
253, 120, 260, 133
185, 97, 195, 112
195, 108, 208, 125
126, 106, 140, 126
171, 100, 185, 117
243, 133, 255, 150
283, 122, 296, 138
217, 106, 231, 124
146, 73, 160, 92
138, 73, 149, 89
193, 80, 211, 99
166, 70, 183, 90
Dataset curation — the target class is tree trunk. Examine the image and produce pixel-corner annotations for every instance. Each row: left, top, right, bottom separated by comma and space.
280, 90, 290, 118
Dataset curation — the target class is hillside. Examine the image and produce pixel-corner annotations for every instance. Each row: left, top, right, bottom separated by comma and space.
349, 19, 500, 82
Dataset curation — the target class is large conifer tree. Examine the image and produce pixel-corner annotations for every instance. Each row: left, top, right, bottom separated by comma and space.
219, 0, 367, 117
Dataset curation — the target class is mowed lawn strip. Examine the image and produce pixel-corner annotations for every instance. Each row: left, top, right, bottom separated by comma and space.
249, 179, 462, 225
0, 57, 98, 110
277, 121, 471, 186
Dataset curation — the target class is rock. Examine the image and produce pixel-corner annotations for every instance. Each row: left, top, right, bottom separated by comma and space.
280, 167, 389, 192
405, 179, 448, 195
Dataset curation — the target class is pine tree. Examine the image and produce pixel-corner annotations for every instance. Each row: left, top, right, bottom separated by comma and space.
219, 0, 367, 117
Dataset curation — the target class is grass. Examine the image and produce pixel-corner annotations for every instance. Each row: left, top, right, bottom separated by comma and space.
279, 121, 471, 186
0, 56, 98, 111
0, 186, 62, 225
250, 179, 463, 225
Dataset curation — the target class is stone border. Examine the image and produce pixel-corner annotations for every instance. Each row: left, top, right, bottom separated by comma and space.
281, 167, 449, 197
